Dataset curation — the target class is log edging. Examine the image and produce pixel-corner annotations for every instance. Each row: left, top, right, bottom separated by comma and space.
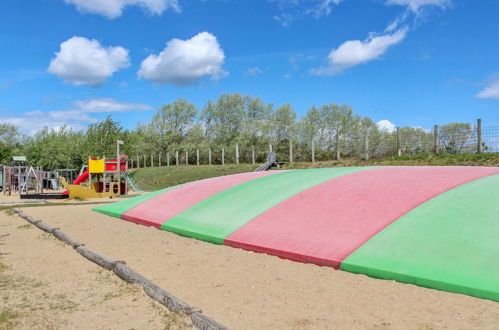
11, 208, 229, 330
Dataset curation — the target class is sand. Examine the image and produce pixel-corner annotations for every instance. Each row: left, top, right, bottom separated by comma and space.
4, 204, 499, 329
0, 210, 193, 329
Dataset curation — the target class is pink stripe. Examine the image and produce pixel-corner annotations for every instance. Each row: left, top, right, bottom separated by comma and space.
122, 171, 282, 228
225, 167, 499, 268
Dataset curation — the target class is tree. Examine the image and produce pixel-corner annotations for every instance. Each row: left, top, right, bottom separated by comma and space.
439, 123, 474, 153
201, 93, 246, 146
150, 98, 197, 152
85, 116, 124, 158
0, 123, 23, 163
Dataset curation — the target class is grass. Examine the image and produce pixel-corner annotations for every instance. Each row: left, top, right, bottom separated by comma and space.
0, 309, 19, 328
131, 163, 257, 190
131, 153, 499, 191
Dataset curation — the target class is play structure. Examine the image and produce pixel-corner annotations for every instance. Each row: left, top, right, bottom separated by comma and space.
94, 166, 499, 302
1, 156, 76, 199
61, 155, 139, 199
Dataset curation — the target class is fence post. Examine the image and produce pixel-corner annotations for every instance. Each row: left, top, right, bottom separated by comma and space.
336, 133, 341, 161
196, 149, 200, 165
289, 140, 293, 163
143, 155, 146, 167
252, 145, 255, 164
151, 154, 154, 167
236, 144, 239, 164
167, 152, 170, 167
311, 140, 315, 163
222, 148, 225, 165
433, 125, 439, 154
136, 155, 140, 169
208, 148, 212, 165
159, 153, 162, 167
477, 118, 483, 154
396, 127, 402, 157
364, 128, 370, 161
185, 150, 189, 166
269, 144, 273, 153
175, 151, 179, 166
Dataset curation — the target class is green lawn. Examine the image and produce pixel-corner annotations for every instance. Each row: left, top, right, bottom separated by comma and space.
131, 153, 499, 191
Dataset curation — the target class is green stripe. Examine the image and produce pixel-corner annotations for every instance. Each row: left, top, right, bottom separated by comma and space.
162, 167, 373, 244
341, 174, 499, 302
92, 184, 185, 218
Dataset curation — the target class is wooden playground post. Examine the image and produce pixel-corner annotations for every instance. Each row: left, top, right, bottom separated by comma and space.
477, 119, 483, 154
222, 148, 225, 165
311, 140, 315, 163
235, 144, 239, 164
336, 133, 341, 161
396, 127, 402, 157
434, 125, 439, 154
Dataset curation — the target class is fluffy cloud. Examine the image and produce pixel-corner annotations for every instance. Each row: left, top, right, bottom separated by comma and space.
63, 0, 180, 19
311, 27, 407, 75
1, 98, 152, 135
376, 120, 397, 133
476, 81, 499, 100
138, 32, 226, 86
386, 0, 451, 12
48, 37, 130, 86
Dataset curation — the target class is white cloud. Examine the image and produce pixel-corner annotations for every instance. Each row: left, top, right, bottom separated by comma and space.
245, 67, 263, 77
48, 36, 130, 86
476, 81, 499, 100
138, 32, 226, 86
377, 120, 397, 133
1, 98, 153, 135
272, 0, 343, 26
311, 27, 408, 75
386, 0, 451, 12
63, 0, 180, 19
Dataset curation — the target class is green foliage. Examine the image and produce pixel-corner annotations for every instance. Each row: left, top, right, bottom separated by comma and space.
85, 116, 124, 158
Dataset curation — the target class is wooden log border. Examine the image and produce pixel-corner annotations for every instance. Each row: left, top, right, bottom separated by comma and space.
11, 208, 229, 330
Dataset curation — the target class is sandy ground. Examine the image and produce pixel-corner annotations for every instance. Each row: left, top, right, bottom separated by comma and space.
0, 210, 193, 329
3, 204, 499, 329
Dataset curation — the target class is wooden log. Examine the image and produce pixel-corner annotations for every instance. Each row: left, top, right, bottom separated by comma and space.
75, 245, 116, 270
190, 312, 230, 330
35, 220, 56, 233
52, 228, 81, 248
113, 262, 198, 314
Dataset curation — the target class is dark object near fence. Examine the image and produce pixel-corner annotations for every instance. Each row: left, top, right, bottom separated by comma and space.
254, 152, 278, 171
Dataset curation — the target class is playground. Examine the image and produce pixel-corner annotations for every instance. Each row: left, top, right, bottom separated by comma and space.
2, 161, 499, 328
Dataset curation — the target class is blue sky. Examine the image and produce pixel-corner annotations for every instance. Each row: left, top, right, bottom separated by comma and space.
1, 0, 498, 134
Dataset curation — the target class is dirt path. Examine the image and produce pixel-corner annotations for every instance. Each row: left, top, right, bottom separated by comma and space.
0, 209, 192, 329
4, 204, 499, 329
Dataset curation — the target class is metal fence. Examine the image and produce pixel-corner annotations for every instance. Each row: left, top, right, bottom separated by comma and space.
130, 120, 499, 168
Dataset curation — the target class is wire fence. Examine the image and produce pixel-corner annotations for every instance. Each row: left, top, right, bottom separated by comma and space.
130, 122, 499, 168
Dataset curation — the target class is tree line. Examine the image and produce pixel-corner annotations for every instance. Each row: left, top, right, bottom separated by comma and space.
0, 93, 480, 170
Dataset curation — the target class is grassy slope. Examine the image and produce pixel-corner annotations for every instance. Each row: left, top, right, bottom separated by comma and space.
131, 153, 499, 191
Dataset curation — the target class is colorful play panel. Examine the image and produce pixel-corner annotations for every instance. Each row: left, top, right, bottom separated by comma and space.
94, 166, 499, 302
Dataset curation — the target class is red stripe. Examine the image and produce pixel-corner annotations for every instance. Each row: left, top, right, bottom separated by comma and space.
122, 171, 281, 228
225, 167, 499, 268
